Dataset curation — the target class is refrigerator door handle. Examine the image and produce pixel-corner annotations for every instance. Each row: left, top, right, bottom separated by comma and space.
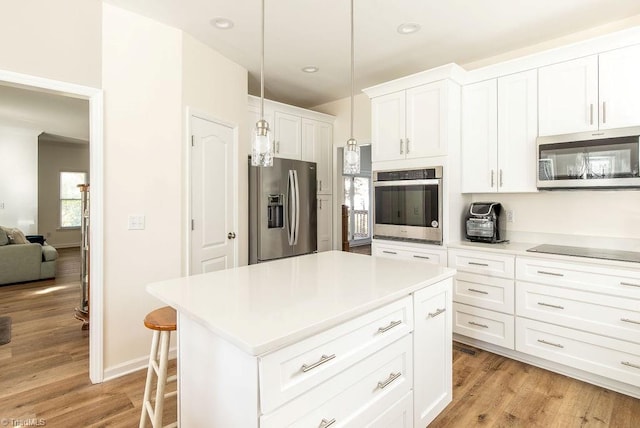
287, 170, 296, 246
293, 170, 300, 245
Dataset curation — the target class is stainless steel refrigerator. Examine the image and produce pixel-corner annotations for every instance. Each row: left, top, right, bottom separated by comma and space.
249, 157, 317, 264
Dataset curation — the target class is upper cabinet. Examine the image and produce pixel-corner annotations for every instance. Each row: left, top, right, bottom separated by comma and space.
302, 118, 333, 194
273, 111, 302, 160
461, 70, 538, 193
538, 44, 640, 136
370, 79, 458, 162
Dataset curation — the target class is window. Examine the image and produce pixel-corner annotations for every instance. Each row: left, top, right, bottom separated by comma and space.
60, 171, 87, 228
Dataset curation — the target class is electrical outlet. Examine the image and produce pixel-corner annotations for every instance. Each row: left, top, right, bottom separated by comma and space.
128, 215, 145, 230
506, 210, 514, 223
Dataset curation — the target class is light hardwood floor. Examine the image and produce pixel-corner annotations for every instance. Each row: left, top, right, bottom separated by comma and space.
0, 248, 638, 427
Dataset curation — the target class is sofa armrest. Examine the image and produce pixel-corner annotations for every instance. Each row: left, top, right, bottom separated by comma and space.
42, 244, 58, 261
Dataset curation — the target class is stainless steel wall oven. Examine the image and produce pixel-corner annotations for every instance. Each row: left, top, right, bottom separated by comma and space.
373, 166, 443, 244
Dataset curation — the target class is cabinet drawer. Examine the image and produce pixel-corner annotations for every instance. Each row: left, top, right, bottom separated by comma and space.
453, 302, 514, 349
373, 242, 447, 266
516, 317, 640, 388
259, 296, 413, 413
516, 257, 640, 299
365, 391, 412, 428
260, 335, 413, 428
448, 249, 515, 278
454, 271, 514, 314
516, 281, 640, 344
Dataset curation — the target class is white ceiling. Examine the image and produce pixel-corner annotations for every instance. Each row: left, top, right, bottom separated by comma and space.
105, 0, 640, 108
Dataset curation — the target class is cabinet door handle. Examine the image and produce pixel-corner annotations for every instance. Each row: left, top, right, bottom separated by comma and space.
621, 361, 640, 370
537, 302, 564, 310
621, 318, 640, 325
468, 321, 488, 329
468, 261, 489, 267
428, 308, 446, 318
399, 139, 404, 154
537, 270, 564, 277
602, 101, 607, 124
276, 141, 280, 153
301, 354, 336, 372
590, 104, 594, 125
382, 250, 397, 255
377, 372, 402, 389
377, 320, 402, 333
537, 339, 564, 348
621, 281, 640, 288
318, 199, 322, 209
468, 288, 489, 295
413, 255, 431, 260
490, 170, 495, 188
406, 138, 410, 154
318, 180, 322, 191
319, 418, 336, 428
499, 169, 503, 188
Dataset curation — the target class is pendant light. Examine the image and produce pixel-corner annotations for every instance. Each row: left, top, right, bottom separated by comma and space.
343, 0, 360, 174
251, 0, 273, 167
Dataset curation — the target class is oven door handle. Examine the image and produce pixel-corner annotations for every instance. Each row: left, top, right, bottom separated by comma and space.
373, 179, 441, 187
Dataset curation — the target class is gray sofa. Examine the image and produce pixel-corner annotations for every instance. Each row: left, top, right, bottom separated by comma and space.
0, 236, 58, 286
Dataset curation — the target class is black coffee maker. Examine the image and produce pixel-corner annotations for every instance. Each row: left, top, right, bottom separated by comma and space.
465, 202, 506, 243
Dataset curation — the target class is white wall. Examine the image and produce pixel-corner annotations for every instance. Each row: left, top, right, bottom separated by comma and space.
38, 136, 90, 248
102, 4, 184, 374
0, 126, 40, 234
313, 93, 371, 146
0, 0, 101, 88
181, 34, 249, 267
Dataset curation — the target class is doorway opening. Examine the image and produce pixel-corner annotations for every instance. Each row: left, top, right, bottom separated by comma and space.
339, 144, 372, 247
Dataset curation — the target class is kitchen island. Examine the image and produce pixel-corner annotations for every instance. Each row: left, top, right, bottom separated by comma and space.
147, 250, 455, 427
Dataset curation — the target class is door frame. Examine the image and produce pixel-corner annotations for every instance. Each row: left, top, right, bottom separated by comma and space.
0, 68, 105, 383
184, 107, 239, 274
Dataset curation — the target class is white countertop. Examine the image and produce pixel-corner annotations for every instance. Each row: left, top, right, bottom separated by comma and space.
147, 251, 455, 356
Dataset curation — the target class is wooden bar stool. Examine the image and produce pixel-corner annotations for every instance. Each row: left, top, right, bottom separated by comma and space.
139, 306, 177, 428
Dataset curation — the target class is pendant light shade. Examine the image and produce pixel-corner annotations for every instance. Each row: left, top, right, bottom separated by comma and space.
343, 0, 360, 174
251, 0, 273, 167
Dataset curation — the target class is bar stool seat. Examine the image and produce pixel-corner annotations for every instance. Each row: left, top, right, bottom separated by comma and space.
139, 306, 177, 428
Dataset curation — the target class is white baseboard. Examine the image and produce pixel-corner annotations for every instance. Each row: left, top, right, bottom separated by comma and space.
102, 347, 177, 382
49, 242, 81, 249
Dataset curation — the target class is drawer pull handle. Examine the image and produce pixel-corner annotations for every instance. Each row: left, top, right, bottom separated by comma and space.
468, 288, 488, 295
621, 281, 640, 288
621, 318, 640, 325
468, 262, 489, 267
468, 321, 488, 329
319, 418, 336, 428
428, 308, 446, 318
382, 250, 397, 255
537, 302, 565, 310
537, 339, 564, 349
377, 320, 402, 333
301, 354, 336, 373
537, 270, 564, 277
621, 361, 640, 370
413, 255, 431, 260
377, 372, 402, 389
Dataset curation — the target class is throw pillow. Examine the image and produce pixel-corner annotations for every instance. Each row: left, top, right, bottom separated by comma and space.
3, 227, 29, 245
0, 228, 7, 246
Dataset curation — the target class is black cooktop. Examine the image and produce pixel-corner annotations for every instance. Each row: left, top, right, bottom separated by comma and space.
527, 244, 640, 264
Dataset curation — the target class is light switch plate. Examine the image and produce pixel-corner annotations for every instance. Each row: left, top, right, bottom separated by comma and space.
128, 215, 145, 230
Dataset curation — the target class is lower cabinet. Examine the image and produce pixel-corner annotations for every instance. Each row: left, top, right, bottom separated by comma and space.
413, 278, 452, 427
373, 240, 447, 266
317, 195, 333, 252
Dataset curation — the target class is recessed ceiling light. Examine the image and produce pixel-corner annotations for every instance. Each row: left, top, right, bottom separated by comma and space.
397, 23, 421, 35
302, 66, 319, 73
210, 17, 234, 30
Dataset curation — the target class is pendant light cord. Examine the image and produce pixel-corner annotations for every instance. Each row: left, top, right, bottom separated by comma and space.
260, 0, 265, 120
350, 0, 354, 140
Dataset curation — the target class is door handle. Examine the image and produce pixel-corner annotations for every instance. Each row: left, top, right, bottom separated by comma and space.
227, 232, 236, 239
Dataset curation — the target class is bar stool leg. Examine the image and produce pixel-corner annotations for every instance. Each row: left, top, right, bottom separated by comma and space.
140, 330, 160, 428
152, 331, 171, 427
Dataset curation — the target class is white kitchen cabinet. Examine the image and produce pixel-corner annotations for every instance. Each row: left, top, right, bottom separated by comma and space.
302, 118, 333, 194
317, 195, 332, 252
372, 240, 447, 266
371, 80, 452, 162
461, 70, 537, 193
538, 44, 640, 136
413, 278, 452, 427
273, 110, 302, 160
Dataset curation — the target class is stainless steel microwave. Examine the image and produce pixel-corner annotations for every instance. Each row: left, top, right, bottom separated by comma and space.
537, 127, 640, 189
373, 166, 443, 244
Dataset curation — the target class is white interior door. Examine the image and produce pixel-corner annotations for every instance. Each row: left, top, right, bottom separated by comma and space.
190, 115, 236, 274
